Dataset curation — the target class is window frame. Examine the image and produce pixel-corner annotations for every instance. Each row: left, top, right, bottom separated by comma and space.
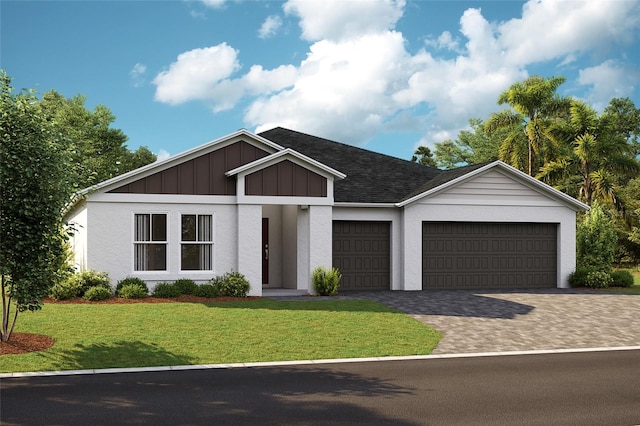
132, 212, 169, 273
179, 213, 214, 272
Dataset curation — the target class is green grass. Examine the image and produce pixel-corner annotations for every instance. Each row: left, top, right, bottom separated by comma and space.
1, 299, 441, 373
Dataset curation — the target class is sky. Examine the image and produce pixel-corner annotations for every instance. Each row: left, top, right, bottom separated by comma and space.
2, 0, 640, 162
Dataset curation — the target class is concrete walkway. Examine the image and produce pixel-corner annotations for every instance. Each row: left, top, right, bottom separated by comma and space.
345, 289, 640, 354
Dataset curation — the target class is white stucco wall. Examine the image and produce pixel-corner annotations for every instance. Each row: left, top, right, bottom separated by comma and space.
84, 198, 239, 290
237, 204, 262, 296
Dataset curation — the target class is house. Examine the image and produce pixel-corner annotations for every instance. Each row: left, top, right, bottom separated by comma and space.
66, 127, 589, 295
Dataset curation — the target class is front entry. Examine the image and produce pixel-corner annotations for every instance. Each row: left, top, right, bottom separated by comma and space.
262, 218, 269, 285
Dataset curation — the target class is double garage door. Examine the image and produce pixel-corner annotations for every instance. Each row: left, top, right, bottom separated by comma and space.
333, 220, 557, 291
422, 222, 557, 289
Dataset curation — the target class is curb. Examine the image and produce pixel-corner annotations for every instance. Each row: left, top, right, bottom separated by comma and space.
2, 346, 640, 378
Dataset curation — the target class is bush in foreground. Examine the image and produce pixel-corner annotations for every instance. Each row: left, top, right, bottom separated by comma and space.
610, 270, 635, 288
211, 272, 250, 297
116, 277, 149, 295
193, 283, 219, 298
172, 278, 198, 295
118, 283, 148, 299
83, 286, 112, 301
152, 282, 182, 298
312, 266, 342, 296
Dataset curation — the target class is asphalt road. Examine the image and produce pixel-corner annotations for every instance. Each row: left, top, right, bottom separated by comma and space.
1, 350, 639, 425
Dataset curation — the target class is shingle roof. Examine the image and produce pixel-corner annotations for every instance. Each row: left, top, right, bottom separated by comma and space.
259, 127, 442, 203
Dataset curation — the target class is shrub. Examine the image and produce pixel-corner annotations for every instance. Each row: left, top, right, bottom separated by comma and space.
568, 267, 595, 288
49, 280, 82, 300
576, 202, 617, 270
192, 283, 219, 298
83, 286, 112, 301
72, 270, 111, 295
584, 271, 613, 289
152, 282, 182, 298
172, 278, 198, 295
116, 277, 149, 294
118, 283, 148, 299
312, 266, 342, 296
212, 272, 251, 297
610, 270, 635, 288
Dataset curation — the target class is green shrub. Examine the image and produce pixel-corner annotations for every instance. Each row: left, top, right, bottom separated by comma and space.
83, 286, 112, 301
212, 271, 250, 297
568, 267, 595, 288
117, 283, 148, 299
577, 202, 617, 270
584, 271, 613, 289
192, 283, 219, 298
72, 270, 111, 295
49, 280, 82, 300
172, 278, 198, 295
610, 270, 635, 288
116, 277, 149, 294
51, 270, 111, 299
152, 282, 182, 298
312, 266, 342, 296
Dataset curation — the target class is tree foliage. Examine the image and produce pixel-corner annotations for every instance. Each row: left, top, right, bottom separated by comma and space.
410, 145, 437, 167
485, 75, 570, 176
433, 118, 500, 168
576, 202, 618, 271
0, 71, 74, 341
40, 90, 156, 189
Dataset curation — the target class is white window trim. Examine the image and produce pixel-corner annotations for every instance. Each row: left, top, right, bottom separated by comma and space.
131, 211, 170, 274
179, 212, 215, 274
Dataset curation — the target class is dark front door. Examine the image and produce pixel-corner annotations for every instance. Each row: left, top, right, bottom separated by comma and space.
262, 218, 269, 285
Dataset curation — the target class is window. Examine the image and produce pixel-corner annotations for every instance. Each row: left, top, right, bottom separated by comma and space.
181, 214, 213, 271
134, 214, 167, 271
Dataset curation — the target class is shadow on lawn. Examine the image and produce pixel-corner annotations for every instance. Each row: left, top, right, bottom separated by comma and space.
51, 341, 196, 371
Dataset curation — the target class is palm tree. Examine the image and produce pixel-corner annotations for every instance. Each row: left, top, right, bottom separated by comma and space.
485, 76, 570, 176
538, 100, 640, 207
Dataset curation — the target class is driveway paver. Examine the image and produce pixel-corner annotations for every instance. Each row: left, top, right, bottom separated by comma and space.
347, 289, 640, 354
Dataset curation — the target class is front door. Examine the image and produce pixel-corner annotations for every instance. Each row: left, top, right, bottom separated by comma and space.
262, 218, 269, 285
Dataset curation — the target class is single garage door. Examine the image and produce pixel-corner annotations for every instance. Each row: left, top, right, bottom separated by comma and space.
333, 221, 390, 290
422, 222, 557, 289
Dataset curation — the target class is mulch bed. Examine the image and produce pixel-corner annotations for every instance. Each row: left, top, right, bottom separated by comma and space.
0, 295, 259, 356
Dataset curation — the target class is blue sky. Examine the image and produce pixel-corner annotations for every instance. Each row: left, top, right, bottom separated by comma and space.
2, 0, 639, 162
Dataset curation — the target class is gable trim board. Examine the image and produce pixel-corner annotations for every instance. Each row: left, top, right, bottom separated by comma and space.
66, 127, 588, 296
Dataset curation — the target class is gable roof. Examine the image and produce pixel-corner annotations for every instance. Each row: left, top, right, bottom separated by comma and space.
397, 160, 590, 211
258, 127, 441, 203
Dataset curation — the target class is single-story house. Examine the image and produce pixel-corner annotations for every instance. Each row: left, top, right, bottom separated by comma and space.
66, 127, 589, 296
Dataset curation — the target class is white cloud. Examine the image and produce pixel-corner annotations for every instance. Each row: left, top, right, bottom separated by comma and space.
283, 0, 405, 42
153, 43, 241, 106
157, 0, 639, 152
155, 149, 171, 162
258, 15, 282, 39
200, 0, 225, 9
579, 60, 640, 110
129, 63, 147, 87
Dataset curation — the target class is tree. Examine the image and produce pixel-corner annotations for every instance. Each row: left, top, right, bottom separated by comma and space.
485, 76, 570, 176
40, 90, 156, 189
576, 202, 618, 271
433, 118, 500, 168
410, 145, 437, 167
1, 72, 74, 341
537, 99, 640, 207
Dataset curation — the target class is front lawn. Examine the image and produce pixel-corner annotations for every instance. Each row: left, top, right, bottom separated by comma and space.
0, 299, 441, 373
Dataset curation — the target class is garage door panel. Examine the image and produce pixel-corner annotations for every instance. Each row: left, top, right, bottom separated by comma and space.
333, 221, 390, 291
423, 222, 557, 289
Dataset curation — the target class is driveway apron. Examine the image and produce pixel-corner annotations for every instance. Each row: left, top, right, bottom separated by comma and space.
345, 289, 640, 354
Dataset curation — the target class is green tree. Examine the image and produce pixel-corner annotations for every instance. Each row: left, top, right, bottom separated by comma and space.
576, 202, 618, 270
410, 145, 437, 167
0, 72, 74, 341
40, 90, 156, 189
538, 99, 640, 207
485, 76, 570, 176
433, 118, 500, 168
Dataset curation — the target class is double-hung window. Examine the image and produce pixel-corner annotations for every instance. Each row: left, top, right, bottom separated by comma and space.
134, 214, 167, 271
181, 214, 213, 271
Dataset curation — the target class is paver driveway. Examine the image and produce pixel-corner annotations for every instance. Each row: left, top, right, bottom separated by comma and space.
348, 289, 640, 354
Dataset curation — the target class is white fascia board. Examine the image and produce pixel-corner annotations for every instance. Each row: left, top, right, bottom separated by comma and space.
225, 148, 347, 180
77, 129, 284, 197
333, 202, 398, 208
396, 160, 590, 211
